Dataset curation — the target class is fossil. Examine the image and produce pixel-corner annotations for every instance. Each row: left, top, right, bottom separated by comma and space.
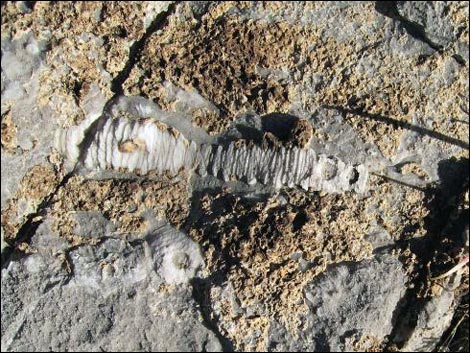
198, 142, 367, 192
149, 225, 204, 285
82, 116, 198, 175
57, 98, 368, 193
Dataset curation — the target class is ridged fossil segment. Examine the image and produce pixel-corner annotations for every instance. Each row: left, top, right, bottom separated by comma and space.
82, 117, 198, 175
61, 109, 368, 192
198, 143, 367, 192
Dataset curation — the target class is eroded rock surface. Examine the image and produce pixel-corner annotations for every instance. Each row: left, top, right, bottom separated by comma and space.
1, 226, 221, 352
2, 1, 468, 352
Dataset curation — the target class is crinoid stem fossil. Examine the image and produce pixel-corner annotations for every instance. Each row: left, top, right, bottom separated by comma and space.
82, 116, 198, 175
197, 142, 368, 192
58, 104, 368, 193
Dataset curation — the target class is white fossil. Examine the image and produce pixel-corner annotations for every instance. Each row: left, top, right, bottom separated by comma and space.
149, 225, 204, 285
82, 116, 197, 175
57, 97, 368, 193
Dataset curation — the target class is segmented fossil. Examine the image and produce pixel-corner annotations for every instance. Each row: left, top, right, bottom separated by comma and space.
58, 101, 368, 193
82, 116, 197, 175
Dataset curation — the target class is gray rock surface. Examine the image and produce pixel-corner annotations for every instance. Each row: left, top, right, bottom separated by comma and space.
302, 255, 407, 351
1, 1, 468, 352
396, 1, 463, 49
1, 32, 54, 209
1, 230, 221, 352
401, 286, 456, 352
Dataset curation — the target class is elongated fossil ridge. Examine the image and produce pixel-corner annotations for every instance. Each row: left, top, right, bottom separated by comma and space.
82, 117, 198, 175
59, 114, 368, 192
198, 143, 367, 192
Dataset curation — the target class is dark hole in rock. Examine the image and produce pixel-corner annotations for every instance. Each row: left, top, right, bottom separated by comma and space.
234, 124, 264, 143
293, 211, 308, 231
349, 167, 360, 185
261, 113, 301, 142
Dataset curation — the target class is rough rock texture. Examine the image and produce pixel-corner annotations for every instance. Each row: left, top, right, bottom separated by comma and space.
302, 255, 407, 351
1, 1, 469, 352
1, 225, 221, 352
401, 285, 456, 352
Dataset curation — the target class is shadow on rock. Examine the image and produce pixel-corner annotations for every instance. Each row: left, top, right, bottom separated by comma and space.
388, 156, 469, 348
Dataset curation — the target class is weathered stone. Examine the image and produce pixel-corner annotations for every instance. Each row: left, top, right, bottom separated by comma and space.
1, 1, 468, 351
302, 255, 407, 351
1, 231, 221, 352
